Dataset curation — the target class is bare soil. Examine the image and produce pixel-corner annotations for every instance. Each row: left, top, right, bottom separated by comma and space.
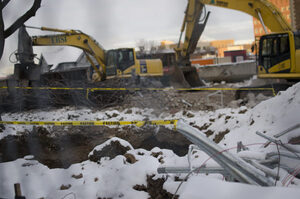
0, 125, 191, 168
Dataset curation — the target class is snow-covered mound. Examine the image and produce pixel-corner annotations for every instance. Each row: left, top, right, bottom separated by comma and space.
221, 81, 300, 147
0, 138, 171, 198
172, 82, 300, 149
1, 137, 300, 199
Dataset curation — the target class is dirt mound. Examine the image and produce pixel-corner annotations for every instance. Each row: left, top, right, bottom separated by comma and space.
0, 126, 191, 168
89, 140, 132, 163
133, 175, 178, 199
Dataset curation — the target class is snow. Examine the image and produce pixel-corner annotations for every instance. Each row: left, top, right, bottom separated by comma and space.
164, 176, 300, 199
1, 82, 300, 198
1, 138, 300, 199
0, 141, 162, 198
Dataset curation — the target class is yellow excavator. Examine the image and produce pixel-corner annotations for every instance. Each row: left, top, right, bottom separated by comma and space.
198, 0, 300, 80
8, 25, 167, 110
15, 25, 165, 87
16, 0, 210, 88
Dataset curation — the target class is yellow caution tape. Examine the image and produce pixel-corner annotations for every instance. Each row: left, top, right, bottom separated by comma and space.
0, 120, 178, 128
0, 86, 277, 96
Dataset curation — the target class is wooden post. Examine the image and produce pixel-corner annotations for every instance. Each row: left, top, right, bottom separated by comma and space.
14, 183, 22, 197
14, 183, 26, 199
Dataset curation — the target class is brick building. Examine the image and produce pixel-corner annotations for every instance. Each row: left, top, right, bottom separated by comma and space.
253, 0, 291, 37
290, 0, 300, 30
209, 40, 234, 57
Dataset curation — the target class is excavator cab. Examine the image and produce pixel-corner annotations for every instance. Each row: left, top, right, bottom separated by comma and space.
106, 48, 136, 76
258, 33, 291, 74
258, 32, 300, 79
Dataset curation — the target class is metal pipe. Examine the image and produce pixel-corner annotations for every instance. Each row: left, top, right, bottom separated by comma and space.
264, 123, 300, 147
274, 123, 300, 138
188, 145, 200, 171
176, 120, 273, 186
247, 160, 279, 180
266, 151, 300, 160
256, 131, 300, 154
157, 166, 227, 175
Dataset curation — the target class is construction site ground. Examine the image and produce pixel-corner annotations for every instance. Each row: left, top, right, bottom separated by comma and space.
0, 82, 272, 166
1, 81, 300, 198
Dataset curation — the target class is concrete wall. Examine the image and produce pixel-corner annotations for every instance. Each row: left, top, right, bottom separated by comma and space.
195, 61, 256, 82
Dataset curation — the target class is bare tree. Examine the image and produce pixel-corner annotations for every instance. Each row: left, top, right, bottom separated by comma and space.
148, 40, 158, 54
0, 0, 41, 60
136, 39, 147, 54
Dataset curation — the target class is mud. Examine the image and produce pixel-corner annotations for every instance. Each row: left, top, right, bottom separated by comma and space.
133, 175, 178, 199
89, 140, 131, 163
0, 126, 191, 168
213, 129, 230, 143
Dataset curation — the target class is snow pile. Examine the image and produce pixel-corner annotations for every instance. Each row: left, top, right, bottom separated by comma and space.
0, 138, 167, 198
222, 82, 300, 147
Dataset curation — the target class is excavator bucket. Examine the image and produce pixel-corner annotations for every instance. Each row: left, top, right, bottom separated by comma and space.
164, 65, 205, 88
181, 66, 205, 87
164, 66, 190, 88
154, 52, 205, 88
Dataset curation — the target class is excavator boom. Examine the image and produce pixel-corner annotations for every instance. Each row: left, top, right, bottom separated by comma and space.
175, 0, 210, 66
200, 0, 291, 33
167, 0, 210, 87
18, 26, 164, 84
31, 28, 106, 80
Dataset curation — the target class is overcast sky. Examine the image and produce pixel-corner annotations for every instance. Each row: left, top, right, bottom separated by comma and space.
0, 0, 254, 76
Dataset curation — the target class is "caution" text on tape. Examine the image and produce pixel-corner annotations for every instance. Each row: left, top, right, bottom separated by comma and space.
0, 120, 178, 128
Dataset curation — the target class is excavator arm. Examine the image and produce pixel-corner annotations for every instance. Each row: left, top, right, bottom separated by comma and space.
30, 27, 106, 80
175, 0, 210, 66
199, 0, 291, 33
168, 0, 210, 87
175, 0, 292, 65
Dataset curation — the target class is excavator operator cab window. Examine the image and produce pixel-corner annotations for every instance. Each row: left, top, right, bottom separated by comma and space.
259, 33, 290, 72
106, 50, 118, 76
106, 49, 135, 75
116, 49, 135, 72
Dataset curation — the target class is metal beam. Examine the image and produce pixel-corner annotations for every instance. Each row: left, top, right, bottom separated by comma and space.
176, 120, 273, 186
